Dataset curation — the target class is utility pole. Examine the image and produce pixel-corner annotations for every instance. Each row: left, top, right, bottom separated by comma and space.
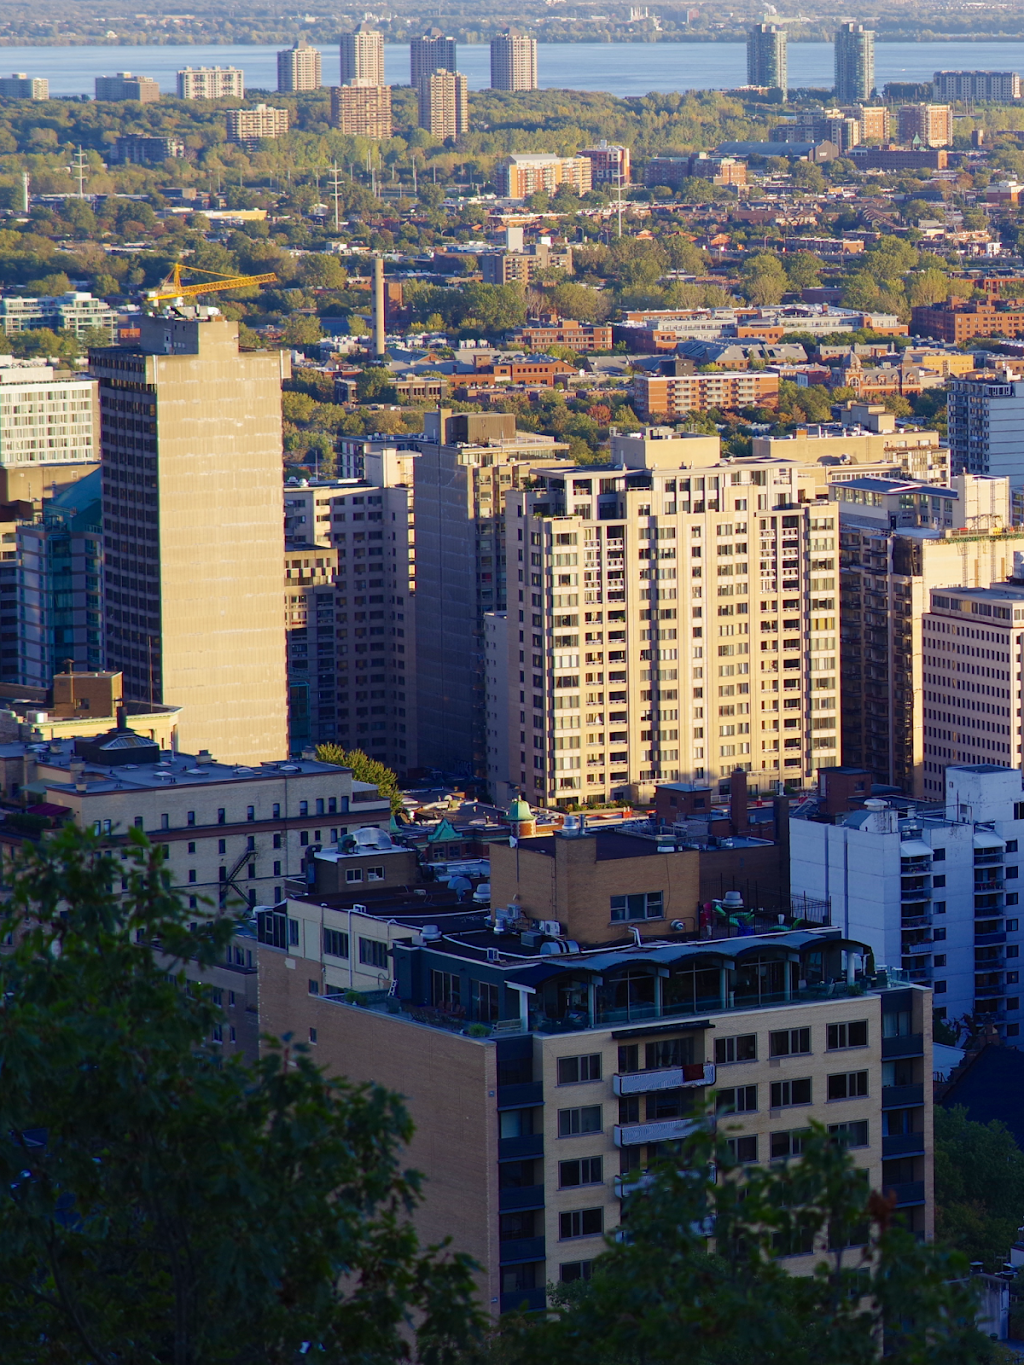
617, 167, 623, 239
328, 162, 342, 231
73, 145, 86, 199
20, 171, 29, 213
373, 254, 385, 360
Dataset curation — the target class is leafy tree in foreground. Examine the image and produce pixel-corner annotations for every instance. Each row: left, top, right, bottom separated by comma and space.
497, 1126, 995, 1365
935, 1104, 1024, 1271
0, 827, 479, 1364
317, 744, 404, 814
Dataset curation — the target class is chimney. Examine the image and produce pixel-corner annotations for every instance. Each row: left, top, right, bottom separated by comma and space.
729, 767, 749, 834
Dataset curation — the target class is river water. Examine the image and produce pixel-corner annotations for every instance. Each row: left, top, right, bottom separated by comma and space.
2, 40, 1023, 97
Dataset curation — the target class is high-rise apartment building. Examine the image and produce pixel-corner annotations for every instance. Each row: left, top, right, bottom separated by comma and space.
490, 29, 538, 91
834, 23, 874, 104
90, 308, 289, 765
747, 23, 787, 92
331, 82, 392, 138
753, 411, 950, 486
897, 103, 952, 147
277, 41, 321, 92
487, 430, 838, 809
281, 453, 416, 773
792, 766, 1022, 1039
579, 141, 631, 188
225, 105, 289, 149
413, 412, 569, 776
94, 72, 160, 103
18, 467, 102, 687
497, 154, 593, 198
0, 73, 47, 99
837, 481, 1024, 797
417, 70, 468, 141
410, 30, 456, 88
112, 135, 185, 165
0, 362, 97, 468
933, 70, 1021, 102
259, 921, 934, 1313
340, 25, 385, 87
635, 370, 779, 420
0, 292, 115, 341
921, 575, 1024, 790
844, 103, 888, 141
176, 67, 244, 99
946, 368, 1024, 479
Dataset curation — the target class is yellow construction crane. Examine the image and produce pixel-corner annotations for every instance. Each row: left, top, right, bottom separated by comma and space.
146, 261, 278, 303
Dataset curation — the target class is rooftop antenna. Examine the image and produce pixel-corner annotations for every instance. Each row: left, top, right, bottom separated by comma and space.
328, 161, 342, 232
73, 146, 86, 199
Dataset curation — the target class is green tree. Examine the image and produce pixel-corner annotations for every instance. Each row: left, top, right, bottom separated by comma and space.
935, 1105, 1024, 1270
909, 268, 952, 307
791, 160, 825, 193
741, 252, 788, 306
500, 1125, 994, 1365
317, 744, 403, 813
0, 826, 478, 1363
281, 314, 324, 347
786, 251, 824, 291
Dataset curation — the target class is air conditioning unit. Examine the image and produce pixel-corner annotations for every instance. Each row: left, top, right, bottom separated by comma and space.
486, 947, 500, 963
539, 919, 562, 938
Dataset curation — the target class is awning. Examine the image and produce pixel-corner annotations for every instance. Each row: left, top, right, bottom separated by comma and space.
974, 832, 1006, 849
900, 840, 933, 857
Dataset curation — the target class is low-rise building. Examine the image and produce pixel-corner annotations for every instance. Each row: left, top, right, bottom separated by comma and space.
912, 301, 1024, 344
791, 765, 1023, 1040
507, 317, 612, 353
258, 922, 933, 1313
0, 73, 48, 99
94, 72, 160, 103
0, 670, 180, 749
0, 291, 115, 340
480, 243, 574, 286
635, 369, 779, 418
497, 155, 593, 199
579, 141, 631, 188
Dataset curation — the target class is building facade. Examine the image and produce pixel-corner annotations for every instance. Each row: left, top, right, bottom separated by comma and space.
225, 104, 289, 148
635, 370, 780, 419
258, 923, 933, 1314
277, 42, 321, 92
177, 66, 244, 99
0, 362, 98, 465
487, 431, 839, 808
417, 70, 468, 140
112, 135, 185, 164
834, 23, 875, 103
340, 26, 385, 87
0, 73, 47, 99
792, 767, 1023, 1040
747, 24, 787, 92
490, 30, 538, 91
410, 30, 457, 88
897, 103, 952, 148
90, 309, 289, 766
497, 155, 593, 198
0, 292, 115, 340
946, 369, 1024, 477
94, 72, 160, 103
933, 70, 1021, 101
331, 83, 392, 138
579, 142, 631, 188
17, 467, 103, 687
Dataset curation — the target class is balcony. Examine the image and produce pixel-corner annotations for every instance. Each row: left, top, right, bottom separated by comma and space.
882, 1084, 924, 1109
900, 888, 931, 903
499, 1236, 546, 1265
881, 1034, 924, 1060
974, 852, 1005, 867
900, 914, 932, 930
882, 1132, 925, 1158
884, 1180, 926, 1207
975, 879, 1005, 893
975, 931, 1007, 946
498, 1082, 544, 1109
614, 1062, 716, 1096
499, 1185, 545, 1213
974, 984, 1005, 998
614, 1172, 657, 1197
614, 1117, 701, 1147
498, 1134, 544, 1161
500, 1288, 547, 1314
975, 954, 1006, 970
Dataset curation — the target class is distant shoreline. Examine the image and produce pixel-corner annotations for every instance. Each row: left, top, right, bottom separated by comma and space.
0, 36, 1014, 48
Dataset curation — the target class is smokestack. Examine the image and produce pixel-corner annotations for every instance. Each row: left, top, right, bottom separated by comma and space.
373, 254, 385, 360
729, 767, 749, 835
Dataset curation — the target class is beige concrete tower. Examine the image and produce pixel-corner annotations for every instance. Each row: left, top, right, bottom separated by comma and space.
91, 308, 290, 764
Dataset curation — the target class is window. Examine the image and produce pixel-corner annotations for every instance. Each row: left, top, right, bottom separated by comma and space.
431, 970, 460, 1010
309, 1027, 317, 1044
559, 1106, 602, 1136
473, 980, 500, 1021
770, 1129, 809, 1159
827, 1020, 868, 1050
188, 870, 196, 883
617, 1044, 639, 1073
932, 847, 945, 861
560, 1261, 593, 1284
716, 1085, 757, 1114
828, 1120, 869, 1148
273, 833, 283, 849
316, 798, 325, 816
558, 1054, 602, 1085
346, 868, 363, 883
646, 1037, 694, 1069
367, 866, 385, 881
308, 979, 319, 995
560, 1208, 604, 1240
160, 813, 169, 830
299, 801, 308, 817
247, 805, 255, 822
217, 808, 226, 825
559, 1156, 603, 1187
359, 938, 388, 969
323, 928, 349, 958
610, 891, 663, 922
827, 1071, 869, 1101
770, 1078, 811, 1108
715, 1034, 757, 1064
187, 811, 195, 827
288, 919, 299, 946
727, 1135, 758, 1163
769, 1027, 810, 1057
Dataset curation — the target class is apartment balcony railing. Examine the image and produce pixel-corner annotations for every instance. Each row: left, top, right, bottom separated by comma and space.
499, 1185, 545, 1213
881, 1033, 924, 1060
499, 1236, 545, 1265
884, 1180, 926, 1207
882, 1083, 924, 1109
614, 1062, 716, 1096
882, 1132, 925, 1158
614, 1118, 701, 1148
